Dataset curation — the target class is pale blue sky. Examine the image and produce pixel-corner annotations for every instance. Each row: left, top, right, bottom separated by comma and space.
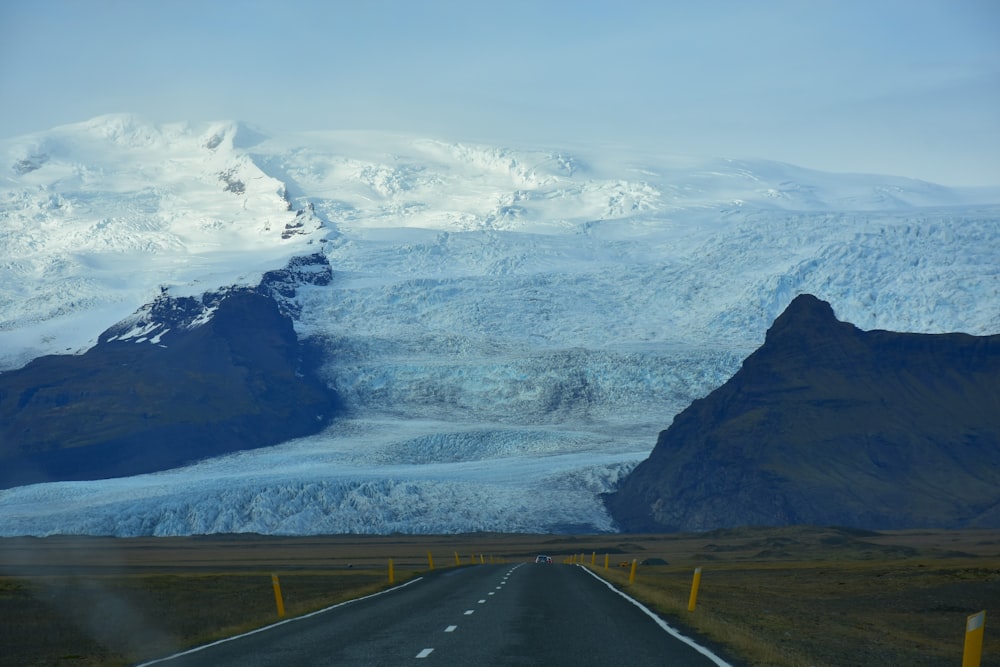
1, 0, 998, 185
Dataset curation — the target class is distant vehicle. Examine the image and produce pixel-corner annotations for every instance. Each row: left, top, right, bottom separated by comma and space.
535, 555, 553, 563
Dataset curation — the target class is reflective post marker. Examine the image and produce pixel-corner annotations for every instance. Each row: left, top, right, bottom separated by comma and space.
628, 559, 637, 584
688, 567, 702, 611
427, 551, 435, 570
963, 610, 986, 667
271, 574, 286, 618
604, 553, 609, 570
388, 559, 395, 584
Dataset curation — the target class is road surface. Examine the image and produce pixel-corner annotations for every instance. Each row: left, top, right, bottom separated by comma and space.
138, 563, 731, 666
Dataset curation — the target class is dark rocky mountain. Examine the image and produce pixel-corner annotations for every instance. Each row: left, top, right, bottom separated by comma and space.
0, 255, 341, 489
605, 294, 1000, 532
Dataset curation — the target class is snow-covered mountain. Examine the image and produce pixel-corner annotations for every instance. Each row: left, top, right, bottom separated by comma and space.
1, 114, 998, 536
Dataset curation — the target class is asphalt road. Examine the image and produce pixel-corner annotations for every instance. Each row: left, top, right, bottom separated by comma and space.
137, 563, 730, 666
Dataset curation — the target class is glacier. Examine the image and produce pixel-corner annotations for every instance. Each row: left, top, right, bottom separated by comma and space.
0, 114, 998, 536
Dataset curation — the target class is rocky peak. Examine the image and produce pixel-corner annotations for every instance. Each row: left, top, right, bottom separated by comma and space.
99, 253, 333, 346
766, 294, 844, 339
605, 294, 1000, 532
0, 255, 342, 489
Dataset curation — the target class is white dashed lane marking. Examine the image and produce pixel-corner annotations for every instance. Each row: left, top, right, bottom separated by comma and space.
420, 564, 526, 660
415, 566, 529, 661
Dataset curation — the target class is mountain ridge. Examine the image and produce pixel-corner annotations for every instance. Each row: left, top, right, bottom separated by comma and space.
3, 116, 999, 370
0, 265, 341, 489
605, 294, 1000, 532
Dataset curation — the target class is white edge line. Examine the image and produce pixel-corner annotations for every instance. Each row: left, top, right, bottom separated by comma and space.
134, 576, 425, 666
577, 566, 732, 667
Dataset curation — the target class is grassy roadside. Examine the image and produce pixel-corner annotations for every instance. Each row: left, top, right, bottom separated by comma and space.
0, 533, 511, 666
585, 559, 1000, 666
577, 529, 1000, 666
1, 527, 998, 666
0, 570, 406, 666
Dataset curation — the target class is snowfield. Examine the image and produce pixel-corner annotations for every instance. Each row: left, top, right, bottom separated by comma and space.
1, 115, 998, 535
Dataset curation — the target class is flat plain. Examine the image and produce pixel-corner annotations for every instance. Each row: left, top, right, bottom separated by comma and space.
1, 527, 997, 666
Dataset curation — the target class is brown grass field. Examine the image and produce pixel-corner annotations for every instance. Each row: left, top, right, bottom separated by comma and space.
0, 526, 997, 666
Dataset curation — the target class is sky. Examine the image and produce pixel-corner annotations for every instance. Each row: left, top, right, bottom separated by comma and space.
1, 0, 998, 186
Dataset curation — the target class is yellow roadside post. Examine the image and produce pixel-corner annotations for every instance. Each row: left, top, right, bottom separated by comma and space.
591, 552, 596, 566
427, 551, 435, 570
388, 559, 395, 584
479, 554, 485, 564
688, 567, 703, 611
963, 610, 986, 667
454, 551, 461, 566
604, 554, 609, 570
628, 559, 637, 584
271, 574, 286, 618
